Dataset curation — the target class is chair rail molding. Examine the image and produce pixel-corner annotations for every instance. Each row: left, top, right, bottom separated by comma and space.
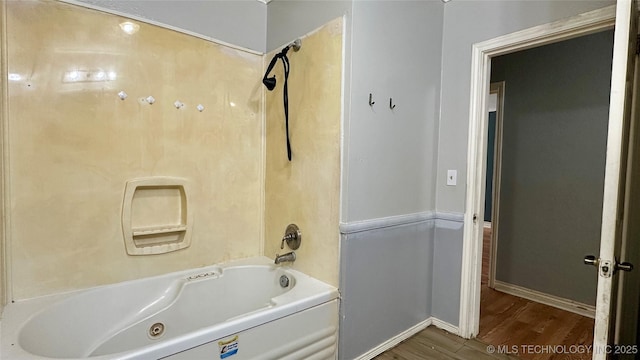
340, 211, 463, 234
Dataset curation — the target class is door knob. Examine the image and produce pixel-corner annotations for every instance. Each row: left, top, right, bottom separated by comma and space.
584, 255, 633, 274
584, 255, 599, 267
615, 261, 634, 272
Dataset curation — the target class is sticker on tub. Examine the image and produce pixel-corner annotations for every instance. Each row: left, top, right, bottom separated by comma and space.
218, 335, 239, 359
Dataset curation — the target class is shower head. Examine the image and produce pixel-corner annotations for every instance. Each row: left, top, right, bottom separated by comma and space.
288, 39, 302, 52
263, 76, 277, 91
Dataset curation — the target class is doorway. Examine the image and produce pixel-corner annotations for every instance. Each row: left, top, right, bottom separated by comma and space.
461, 3, 640, 359
482, 81, 503, 289
458, 2, 617, 343
475, 28, 614, 359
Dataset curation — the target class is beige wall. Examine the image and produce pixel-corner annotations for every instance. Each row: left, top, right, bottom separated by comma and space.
264, 18, 343, 287
6, 1, 263, 300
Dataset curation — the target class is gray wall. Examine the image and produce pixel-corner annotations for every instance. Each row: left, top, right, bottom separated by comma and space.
345, 0, 443, 222
436, 0, 614, 213
340, 220, 433, 360
338, 213, 463, 360
335, 2, 444, 357
490, 30, 613, 305
266, 0, 351, 51
73, 0, 267, 52
432, 218, 464, 325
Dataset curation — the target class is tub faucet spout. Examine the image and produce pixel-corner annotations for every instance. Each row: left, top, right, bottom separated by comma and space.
274, 251, 296, 264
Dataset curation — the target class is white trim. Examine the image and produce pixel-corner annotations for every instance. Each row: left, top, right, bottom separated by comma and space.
340, 212, 434, 234
460, 31, 492, 341
460, 5, 616, 340
57, 0, 264, 56
353, 317, 459, 360
430, 318, 460, 335
493, 280, 596, 319
339, 211, 464, 234
487, 81, 504, 290
354, 318, 431, 360
434, 211, 464, 223
483, 222, 491, 229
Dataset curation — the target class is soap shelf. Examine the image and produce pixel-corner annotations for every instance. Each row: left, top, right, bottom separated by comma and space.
131, 225, 188, 237
121, 177, 193, 256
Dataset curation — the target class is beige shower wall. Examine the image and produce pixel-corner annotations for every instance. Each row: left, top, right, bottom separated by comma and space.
7, 1, 263, 300
264, 18, 343, 287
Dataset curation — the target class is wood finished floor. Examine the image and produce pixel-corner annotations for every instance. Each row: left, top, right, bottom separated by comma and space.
477, 227, 594, 360
374, 226, 594, 360
478, 285, 594, 360
373, 326, 519, 360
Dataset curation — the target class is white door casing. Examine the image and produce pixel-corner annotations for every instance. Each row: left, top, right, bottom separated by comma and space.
487, 81, 504, 290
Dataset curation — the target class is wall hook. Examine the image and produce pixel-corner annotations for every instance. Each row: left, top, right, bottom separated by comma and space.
390, 98, 396, 110
369, 93, 375, 107
174, 100, 184, 109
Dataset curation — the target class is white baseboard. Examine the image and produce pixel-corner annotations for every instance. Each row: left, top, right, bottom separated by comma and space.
354, 317, 459, 360
430, 317, 460, 335
493, 280, 595, 319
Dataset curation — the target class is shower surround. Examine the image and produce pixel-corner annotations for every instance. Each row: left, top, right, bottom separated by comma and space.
2, 0, 342, 304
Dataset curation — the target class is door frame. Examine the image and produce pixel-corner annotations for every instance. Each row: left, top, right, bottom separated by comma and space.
487, 81, 504, 290
458, 5, 616, 339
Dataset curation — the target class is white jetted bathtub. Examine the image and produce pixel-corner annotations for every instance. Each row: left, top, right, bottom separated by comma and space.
1, 257, 339, 360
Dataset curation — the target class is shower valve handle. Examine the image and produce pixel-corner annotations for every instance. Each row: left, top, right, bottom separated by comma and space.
281, 233, 295, 249
280, 224, 302, 250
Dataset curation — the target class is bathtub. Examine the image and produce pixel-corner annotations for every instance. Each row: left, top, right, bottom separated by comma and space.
1, 257, 339, 360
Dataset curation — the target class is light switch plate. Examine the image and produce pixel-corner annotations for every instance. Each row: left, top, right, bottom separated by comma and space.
447, 170, 457, 186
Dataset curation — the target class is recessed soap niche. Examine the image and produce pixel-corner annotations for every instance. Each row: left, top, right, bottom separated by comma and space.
121, 177, 193, 255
